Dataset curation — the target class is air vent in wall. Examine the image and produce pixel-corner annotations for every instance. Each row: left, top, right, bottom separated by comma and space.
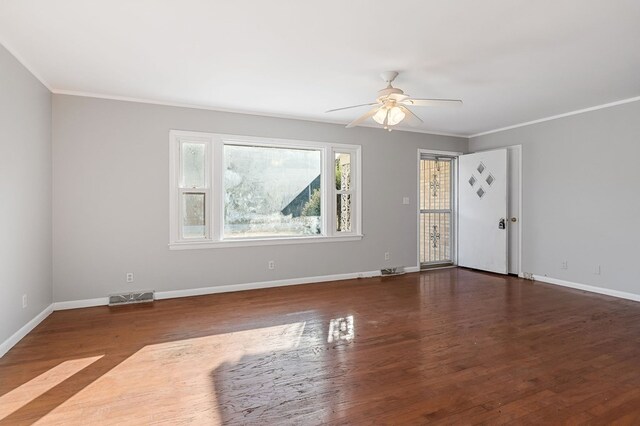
381, 267, 406, 277
109, 290, 155, 306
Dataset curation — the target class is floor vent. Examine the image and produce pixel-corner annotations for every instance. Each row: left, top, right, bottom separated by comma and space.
109, 290, 155, 306
381, 267, 406, 277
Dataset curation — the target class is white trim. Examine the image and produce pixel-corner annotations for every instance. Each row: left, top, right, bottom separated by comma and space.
418, 149, 464, 157
0, 39, 52, 91
53, 297, 109, 311
0, 265, 425, 356
404, 266, 420, 273
469, 96, 640, 138
169, 130, 363, 249
52, 90, 467, 138
416, 149, 462, 269
51, 269, 383, 310
515, 145, 523, 276
452, 156, 459, 266
532, 275, 640, 303
169, 234, 363, 250
332, 147, 361, 236
155, 270, 381, 300
50, 91, 640, 140
0, 304, 54, 358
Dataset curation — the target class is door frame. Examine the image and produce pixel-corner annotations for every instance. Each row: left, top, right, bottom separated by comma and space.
416, 149, 463, 270
472, 145, 523, 276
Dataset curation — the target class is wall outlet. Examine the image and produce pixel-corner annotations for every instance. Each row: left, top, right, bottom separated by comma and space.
126, 272, 134, 283
561, 261, 568, 270
384, 252, 390, 261
402, 197, 410, 205
268, 260, 275, 270
22, 294, 27, 309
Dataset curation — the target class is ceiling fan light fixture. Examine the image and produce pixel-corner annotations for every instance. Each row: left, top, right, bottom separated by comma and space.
372, 107, 388, 125
372, 106, 406, 127
387, 106, 405, 126
327, 71, 461, 130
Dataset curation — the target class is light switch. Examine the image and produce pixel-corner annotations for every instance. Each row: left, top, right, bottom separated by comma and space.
402, 197, 410, 205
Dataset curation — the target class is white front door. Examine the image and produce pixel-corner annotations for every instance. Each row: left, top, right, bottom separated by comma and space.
458, 149, 508, 274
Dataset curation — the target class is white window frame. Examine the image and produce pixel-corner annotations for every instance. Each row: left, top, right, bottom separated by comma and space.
174, 135, 212, 241
332, 148, 360, 235
169, 130, 362, 250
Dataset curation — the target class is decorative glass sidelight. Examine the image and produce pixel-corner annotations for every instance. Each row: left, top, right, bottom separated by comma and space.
419, 157, 453, 266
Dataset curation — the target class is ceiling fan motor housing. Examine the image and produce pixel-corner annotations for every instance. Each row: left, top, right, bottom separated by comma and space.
377, 87, 409, 105
377, 86, 406, 102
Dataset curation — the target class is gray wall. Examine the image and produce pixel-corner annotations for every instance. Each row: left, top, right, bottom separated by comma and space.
0, 45, 52, 343
470, 101, 640, 296
52, 95, 467, 302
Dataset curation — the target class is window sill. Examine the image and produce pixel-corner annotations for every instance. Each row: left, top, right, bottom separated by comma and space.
168, 234, 363, 250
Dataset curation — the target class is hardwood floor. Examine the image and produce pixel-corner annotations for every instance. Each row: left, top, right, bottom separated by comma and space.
2, 268, 640, 425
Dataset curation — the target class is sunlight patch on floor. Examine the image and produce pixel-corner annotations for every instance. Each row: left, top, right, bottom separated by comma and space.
32, 322, 306, 425
328, 315, 354, 343
0, 355, 104, 421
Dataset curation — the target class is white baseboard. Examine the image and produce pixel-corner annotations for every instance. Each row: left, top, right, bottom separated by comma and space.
2, 267, 411, 357
156, 269, 381, 300
0, 304, 54, 358
532, 275, 640, 303
53, 269, 385, 308
404, 266, 420, 273
53, 297, 109, 310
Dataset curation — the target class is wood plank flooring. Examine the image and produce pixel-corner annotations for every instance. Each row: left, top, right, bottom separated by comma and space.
2, 268, 640, 424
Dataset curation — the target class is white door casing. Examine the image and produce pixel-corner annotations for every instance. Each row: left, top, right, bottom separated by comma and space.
458, 149, 508, 274
506, 145, 521, 274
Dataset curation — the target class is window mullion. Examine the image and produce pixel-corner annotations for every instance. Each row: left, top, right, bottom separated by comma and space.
327, 147, 335, 237
211, 139, 224, 241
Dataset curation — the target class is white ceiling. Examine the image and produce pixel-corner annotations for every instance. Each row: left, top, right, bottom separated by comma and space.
1, 0, 639, 136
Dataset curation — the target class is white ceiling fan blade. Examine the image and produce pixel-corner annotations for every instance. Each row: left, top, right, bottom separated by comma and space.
402, 98, 463, 107
346, 106, 380, 128
326, 103, 377, 113
398, 106, 423, 126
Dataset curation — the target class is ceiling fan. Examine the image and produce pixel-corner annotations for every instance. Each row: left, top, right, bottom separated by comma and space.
326, 71, 462, 131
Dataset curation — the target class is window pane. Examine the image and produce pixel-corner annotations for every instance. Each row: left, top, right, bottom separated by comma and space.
335, 153, 351, 190
419, 159, 451, 211
224, 145, 322, 238
420, 212, 451, 264
181, 143, 205, 188
336, 194, 351, 232
182, 193, 205, 238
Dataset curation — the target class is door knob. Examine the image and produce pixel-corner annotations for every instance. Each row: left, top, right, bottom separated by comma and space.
510, 217, 517, 222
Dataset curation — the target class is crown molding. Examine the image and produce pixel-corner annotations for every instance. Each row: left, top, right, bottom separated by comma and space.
469, 96, 640, 138
51, 89, 468, 138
